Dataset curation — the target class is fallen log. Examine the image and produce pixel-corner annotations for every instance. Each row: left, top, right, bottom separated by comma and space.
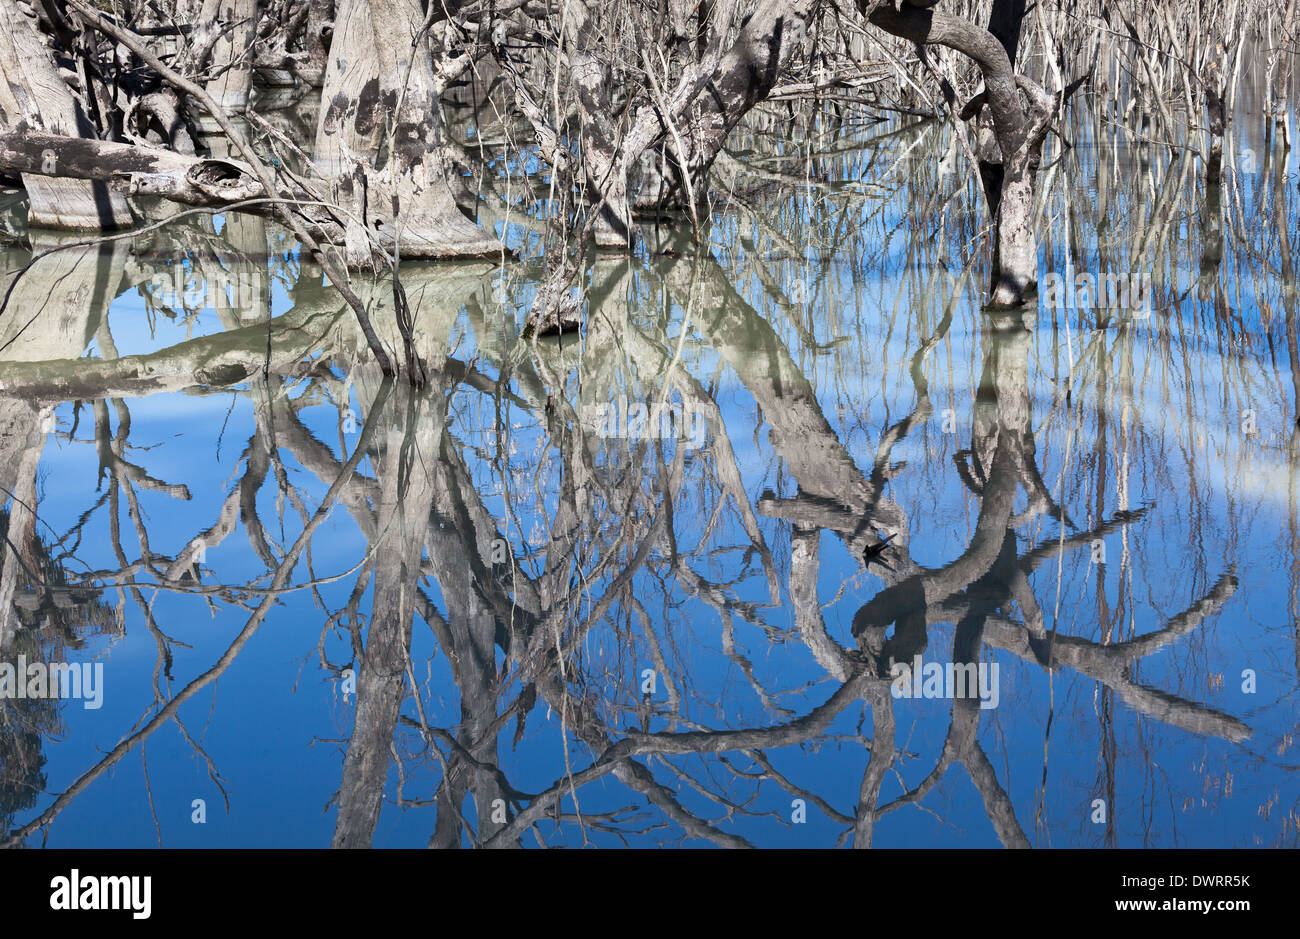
0, 127, 263, 208
0, 127, 349, 243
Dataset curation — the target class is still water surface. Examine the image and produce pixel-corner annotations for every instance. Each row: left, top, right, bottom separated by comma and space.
1, 98, 1298, 847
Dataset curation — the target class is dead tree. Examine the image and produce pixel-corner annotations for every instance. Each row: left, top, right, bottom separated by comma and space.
0, 0, 132, 229
860, 0, 1057, 307
315, 0, 504, 262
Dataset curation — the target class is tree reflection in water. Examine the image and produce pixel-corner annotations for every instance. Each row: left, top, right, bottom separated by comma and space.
1, 102, 1298, 849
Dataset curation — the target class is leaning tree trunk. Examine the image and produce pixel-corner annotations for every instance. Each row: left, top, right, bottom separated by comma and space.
975, 0, 1042, 307
314, 0, 502, 263
863, 0, 1054, 307
0, 0, 132, 230
975, 0, 1027, 211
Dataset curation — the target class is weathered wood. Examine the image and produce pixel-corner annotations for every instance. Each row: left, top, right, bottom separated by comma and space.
0, 0, 132, 230
198, 0, 255, 115
300, 0, 334, 85
0, 128, 356, 246
315, 0, 503, 262
862, 0, 1054, 307
637, 0, 815, 214
561, 0, 635, 247
136, 89, 197, 155
0, 128, 262, 207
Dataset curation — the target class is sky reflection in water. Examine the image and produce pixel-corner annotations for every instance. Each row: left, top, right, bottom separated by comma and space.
1, 102, 1299, 849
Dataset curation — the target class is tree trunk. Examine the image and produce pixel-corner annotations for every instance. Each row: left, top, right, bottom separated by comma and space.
563, 0, 635, 247
1199, 53, 1227, 280
0, 129, 262, 207
314, 0, 502, 262
300, 0, 333, 86
198, 0, 256, 116
988, 147, 1042, 307
863, 0, 1053, 307
0, 0, 132, 230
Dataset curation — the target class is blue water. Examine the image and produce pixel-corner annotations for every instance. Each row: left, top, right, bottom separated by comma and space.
3, 106, 1299, 849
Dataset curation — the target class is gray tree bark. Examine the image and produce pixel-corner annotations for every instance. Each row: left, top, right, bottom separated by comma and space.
198, 0, 256, 116
863, 1, 1055, 307
0, 0, 132, 230
315, 0, 503, 262
637, 0, 813, 214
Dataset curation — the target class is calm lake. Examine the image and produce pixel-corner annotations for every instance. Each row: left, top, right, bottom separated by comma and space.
2, 89, 1298, 848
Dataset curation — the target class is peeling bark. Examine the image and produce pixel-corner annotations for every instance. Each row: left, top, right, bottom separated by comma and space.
315, 0, 502, 262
